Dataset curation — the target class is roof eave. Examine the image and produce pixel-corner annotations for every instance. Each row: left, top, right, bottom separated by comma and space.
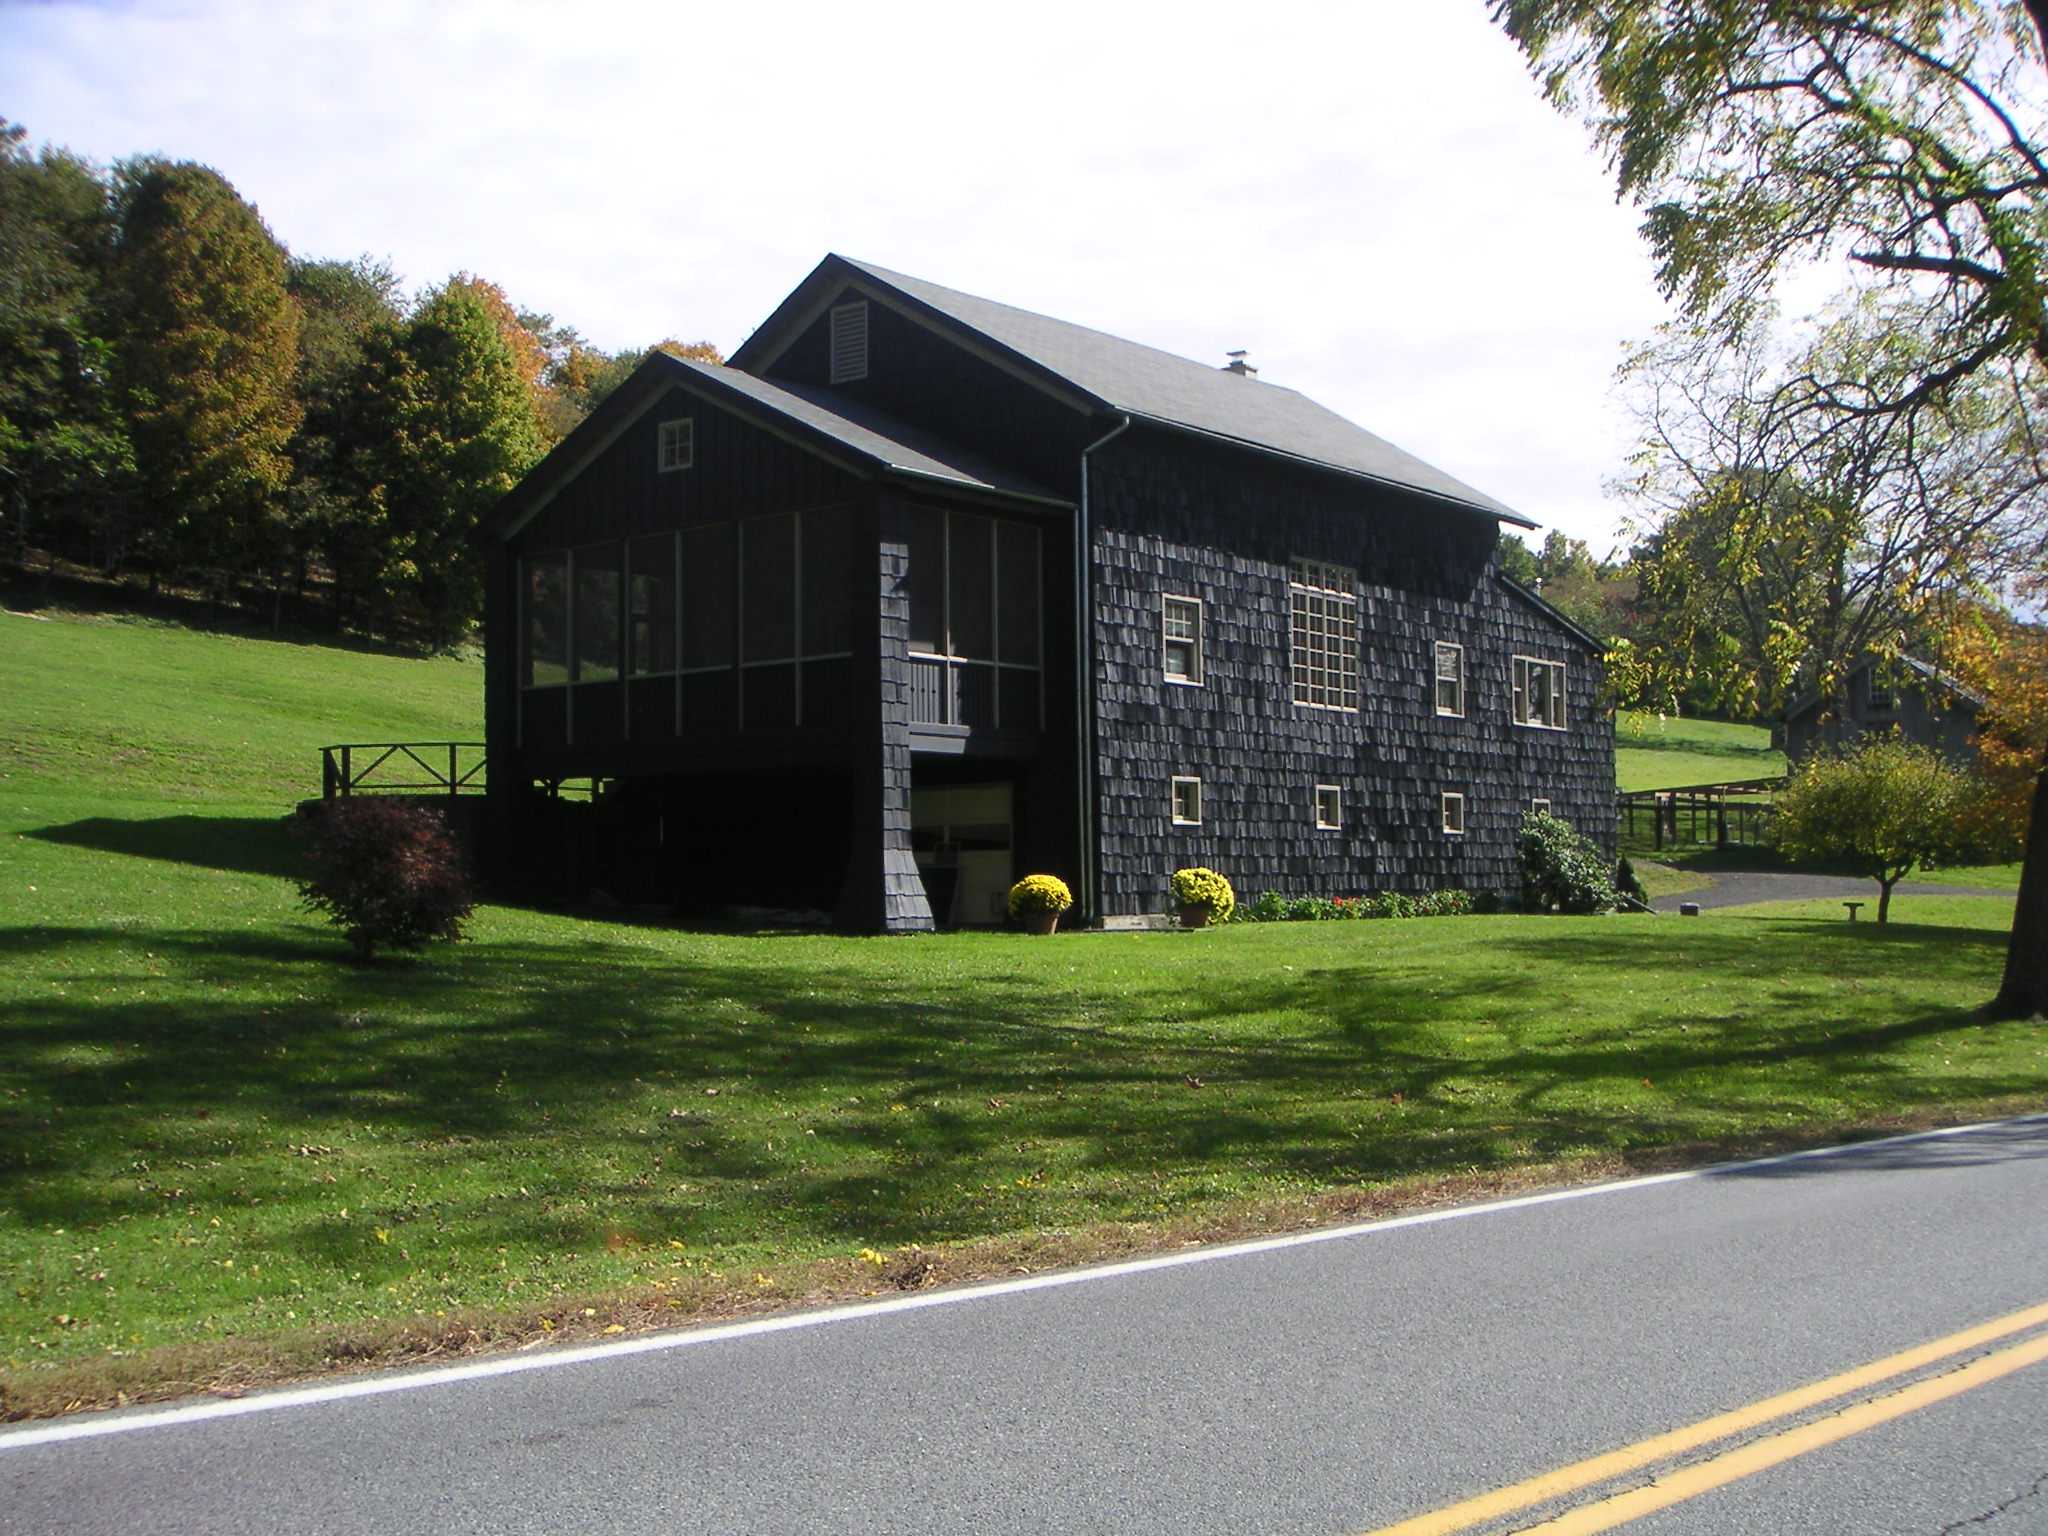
1495, 572, 1607, 654
1125, 410, 1537, 528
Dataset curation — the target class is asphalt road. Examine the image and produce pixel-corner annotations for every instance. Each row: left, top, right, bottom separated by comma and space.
6, 1117, 2048, 1535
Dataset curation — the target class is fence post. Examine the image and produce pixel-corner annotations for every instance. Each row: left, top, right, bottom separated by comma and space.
322, 749, 336, 800
449, 742, 459, 797
340, 745, 352, 798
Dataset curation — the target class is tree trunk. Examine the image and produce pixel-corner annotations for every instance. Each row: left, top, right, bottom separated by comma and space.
1993, 765, 2048, 1017
1877, 876, 1894, 925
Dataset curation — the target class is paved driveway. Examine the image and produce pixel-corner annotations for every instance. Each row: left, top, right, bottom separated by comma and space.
1651, 870, 2014, 912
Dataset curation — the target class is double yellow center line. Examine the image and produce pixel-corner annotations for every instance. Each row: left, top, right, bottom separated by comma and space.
1363, 1298, 2048, 1535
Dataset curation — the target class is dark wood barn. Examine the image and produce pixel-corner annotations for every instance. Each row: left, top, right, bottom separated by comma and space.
479, 255, 1615, 930
1782, 655, 1983, 763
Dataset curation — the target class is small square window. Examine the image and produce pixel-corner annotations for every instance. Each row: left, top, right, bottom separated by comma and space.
1441, 792, 1466, 835
657, 418, 694, 473
1163, 596, 1203, 685
1171, 775, 1202, 826
1314, 784, 1342, 830
1531, 797, 1552, 815
1434, 641, 1465, 717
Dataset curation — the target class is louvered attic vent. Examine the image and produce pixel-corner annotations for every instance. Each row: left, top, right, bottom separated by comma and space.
830, 300, 869, 383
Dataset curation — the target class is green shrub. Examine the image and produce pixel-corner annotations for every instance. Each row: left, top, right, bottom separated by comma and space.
1007, 874, 1073, 917
295, 798, 474, 961
1614, 857, 1649, 907
1241, 890, 1288, 923
1170, 867, 1236, 924
1518, 810, 1617, 914
1773, 737, 1973, 923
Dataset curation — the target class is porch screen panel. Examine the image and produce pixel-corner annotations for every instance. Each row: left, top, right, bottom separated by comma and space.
996, 521, 1040, 666
948, 512, 993, 660
683, 523, 735, 671
627, 534, 677, 676
523, 554, 568, 687
573, 543, 622, 683
801, 508, 851, 656
906, 505, 945, 655
741, 512, 797, 662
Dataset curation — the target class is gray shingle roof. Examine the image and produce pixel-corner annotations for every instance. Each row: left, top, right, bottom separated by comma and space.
660, 354, 1067, 504
833, 257, 1530, 525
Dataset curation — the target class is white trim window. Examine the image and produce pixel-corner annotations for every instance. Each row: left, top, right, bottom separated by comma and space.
1171, 775, 1203, 826
1163, 595, 1203, 685
1531, 797, 1552, 815
656, 418, 694, 473
1289, 558, 1359, 711
830, 300, 870, 383
1511, 655, 1567, 729
1314, 783, 1342, 830
1441, 791, 1467, 835
1434, 640, 1465, 717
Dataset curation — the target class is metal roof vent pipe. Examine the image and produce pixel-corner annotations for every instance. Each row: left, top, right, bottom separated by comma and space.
1223, 350, 1257, 378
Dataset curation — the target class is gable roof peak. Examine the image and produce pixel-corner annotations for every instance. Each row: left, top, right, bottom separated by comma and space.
734, 253, 1534, 528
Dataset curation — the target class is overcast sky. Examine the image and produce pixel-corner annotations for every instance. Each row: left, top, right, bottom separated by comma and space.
3, 0, 1684, 552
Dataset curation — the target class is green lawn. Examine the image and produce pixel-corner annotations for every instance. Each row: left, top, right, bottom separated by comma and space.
1615, 710, 1785, 792
1, 610, 2039, 1412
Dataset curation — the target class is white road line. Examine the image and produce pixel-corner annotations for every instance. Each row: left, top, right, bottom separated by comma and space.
4, 1111, 2042, 1453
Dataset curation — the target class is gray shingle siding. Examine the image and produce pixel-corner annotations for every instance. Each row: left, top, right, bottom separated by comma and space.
1087, 431, 1612, 915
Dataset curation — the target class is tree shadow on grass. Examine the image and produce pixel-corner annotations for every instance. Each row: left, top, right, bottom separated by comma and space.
28, 814, 301, 880
0, 915, 2034, 1271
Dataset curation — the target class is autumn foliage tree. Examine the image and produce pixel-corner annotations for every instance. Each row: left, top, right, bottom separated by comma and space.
1944, 601, 2048, 853
346, 280, 542, 646
104, 159, 301, 599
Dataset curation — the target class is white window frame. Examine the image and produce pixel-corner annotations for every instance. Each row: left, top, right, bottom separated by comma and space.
656, 417, 694, 473
1288, 557, 1359, 713
1171, 775, 1203, 827
1511, 654, 1568, 730
1441, 791, 1466, 836
1434, 640, 1465, 718
1162, 595, 1204, 686
1314, 783, 1342, 830
830, 300, 869, 384
1531, 797, 1552, 815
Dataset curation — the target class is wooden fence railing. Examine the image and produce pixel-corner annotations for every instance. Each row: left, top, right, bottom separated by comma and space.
320, 742, 486, 799
1617, 776, 1785, 851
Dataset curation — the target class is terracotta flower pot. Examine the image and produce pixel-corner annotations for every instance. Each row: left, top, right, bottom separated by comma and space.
1025, 909, 1060, 935
1178, 903, 1213, 929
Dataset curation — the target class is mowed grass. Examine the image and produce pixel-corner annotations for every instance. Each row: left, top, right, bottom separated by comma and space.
0, 610, 2038, 1407
1616, 710, 1785, 792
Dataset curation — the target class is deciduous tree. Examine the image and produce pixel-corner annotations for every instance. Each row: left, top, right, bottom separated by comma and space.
104, 158, 300, 599
1496, 0, 2048, 1010
1774, 737, 1973, 921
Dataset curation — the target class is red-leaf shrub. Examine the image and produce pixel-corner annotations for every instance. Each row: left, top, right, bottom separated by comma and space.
296, 799, 474, 960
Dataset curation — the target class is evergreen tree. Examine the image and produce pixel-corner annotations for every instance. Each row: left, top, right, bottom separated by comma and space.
105, 158, 300, 600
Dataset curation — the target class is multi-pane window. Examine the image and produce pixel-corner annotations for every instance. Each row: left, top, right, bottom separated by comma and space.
1171, 775, 1203, 826
1289, 558, 1359, 711
1163, 596, 1203, 684
1866, 668, 1899, 715
1441, 791, 1466, 835
1434, 641, 1465, 717
656, 418, 693, 472
1512, 655, 1567, 729
1314, 784, 1342, 830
